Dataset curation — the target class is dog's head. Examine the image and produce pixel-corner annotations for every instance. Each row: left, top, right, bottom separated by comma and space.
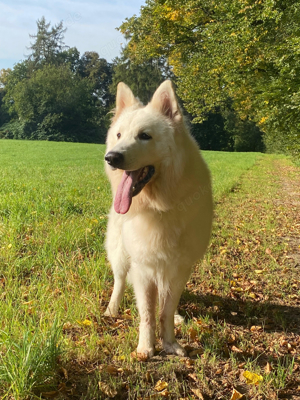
105, 80, 185, 214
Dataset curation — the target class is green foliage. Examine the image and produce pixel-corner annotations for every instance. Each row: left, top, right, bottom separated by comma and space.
0, 87, 10, 127
78, 51, 113, 108
111, 47, 173, 104
189, 101, 265, 152
3, 64, 106, 142
0, 18, 112, 143
120, 0, 300, 157
0, 320, 62, 398
191, 110, 234, 152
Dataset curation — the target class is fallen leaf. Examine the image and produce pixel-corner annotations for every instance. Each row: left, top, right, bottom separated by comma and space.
113, 354, 126, 361
41, 391, 59, 398
77, 319, 92, 326
231, 345, 243, 353
155, 380, 168, 392
99, 382, 117, 398
60, 367, 68, 380
188, 327, 198, 341
250, 325, 262, 332
255, 270, 264, 274
191, 388, 204, 399
189, 348, 204, 357
230, 388, 243, 400
160, 388, 170, 397
265, 362, 272, 374
106, 365, 119, 375
188, 373, 200, 383
243, 370, 263, 385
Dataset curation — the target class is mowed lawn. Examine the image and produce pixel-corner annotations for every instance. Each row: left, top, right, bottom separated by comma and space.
1, 140, 299, 399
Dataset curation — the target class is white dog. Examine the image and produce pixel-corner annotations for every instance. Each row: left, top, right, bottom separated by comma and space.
104, 81, 213, 358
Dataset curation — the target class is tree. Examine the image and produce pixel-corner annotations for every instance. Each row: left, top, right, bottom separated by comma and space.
3, 64, 106, 142
119, 0, 300, 156
1, 18, 111, 143
27, 17, 68, 68
190, 103, 265, 152
78, 52, 113, 109
111, 47, 173, 104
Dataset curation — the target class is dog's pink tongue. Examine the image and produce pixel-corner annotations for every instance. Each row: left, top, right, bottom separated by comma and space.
114, 171, 133, 214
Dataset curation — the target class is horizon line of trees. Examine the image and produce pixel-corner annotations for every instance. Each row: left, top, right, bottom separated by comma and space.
0, 16, 270, 153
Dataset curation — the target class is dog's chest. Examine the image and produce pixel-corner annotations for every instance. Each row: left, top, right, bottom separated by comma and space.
121, 212, 184, 265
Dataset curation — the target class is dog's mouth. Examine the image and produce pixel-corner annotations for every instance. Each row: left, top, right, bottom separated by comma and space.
114, 166, 155, 214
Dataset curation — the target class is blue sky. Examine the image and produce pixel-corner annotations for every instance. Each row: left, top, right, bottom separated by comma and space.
0, 0, 146, 70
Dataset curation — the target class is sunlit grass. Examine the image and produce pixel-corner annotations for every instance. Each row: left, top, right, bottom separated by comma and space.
1, 139, 283, 398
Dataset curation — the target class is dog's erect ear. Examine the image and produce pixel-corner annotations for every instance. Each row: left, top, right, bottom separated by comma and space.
115, 82, 139, 120
150, 80, 181, 121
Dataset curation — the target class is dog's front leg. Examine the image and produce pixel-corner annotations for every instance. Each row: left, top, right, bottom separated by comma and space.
131, 266, 157, 358
159, 279, 187, 357
104, 270, 127, 317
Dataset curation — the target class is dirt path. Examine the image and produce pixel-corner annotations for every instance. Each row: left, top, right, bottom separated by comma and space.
274, 160, 300, 267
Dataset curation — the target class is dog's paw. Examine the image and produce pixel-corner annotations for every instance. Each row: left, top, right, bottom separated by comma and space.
136, 346, 155, 360
174, 313, 185, 326
104, 307, 118, 317
163, 341, 187, 357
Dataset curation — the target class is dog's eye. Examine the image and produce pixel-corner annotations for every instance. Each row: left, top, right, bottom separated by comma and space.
138, 132, 152, 141
117, 133, 121, 139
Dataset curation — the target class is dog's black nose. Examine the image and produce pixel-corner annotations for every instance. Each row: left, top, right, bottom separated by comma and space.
105, 151, 124, 168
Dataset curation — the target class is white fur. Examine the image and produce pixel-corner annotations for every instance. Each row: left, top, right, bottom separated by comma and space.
104, 81, 213, 358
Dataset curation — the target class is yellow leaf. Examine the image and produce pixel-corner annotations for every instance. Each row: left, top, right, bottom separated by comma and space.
155, 380, 168, 392
243, 370, 263, 385
255, 270, 264, 274
230, 388, 243, 400
114, 354, 126, 361
82, 319, 92, 326
7, 244, 12, 249
160, 388, 170, 397
77, 319, 92, 326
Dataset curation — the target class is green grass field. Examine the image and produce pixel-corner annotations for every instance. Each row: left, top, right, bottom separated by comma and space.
0, 140, 299, 399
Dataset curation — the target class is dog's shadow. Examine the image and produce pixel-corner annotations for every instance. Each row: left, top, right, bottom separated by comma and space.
179, 290, 300, 333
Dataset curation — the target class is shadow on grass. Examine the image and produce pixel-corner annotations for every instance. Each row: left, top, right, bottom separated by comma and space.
180, 290, 300, 333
